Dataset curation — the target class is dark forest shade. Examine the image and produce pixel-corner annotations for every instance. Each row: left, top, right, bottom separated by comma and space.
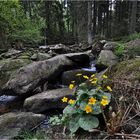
0, 0, 139, 48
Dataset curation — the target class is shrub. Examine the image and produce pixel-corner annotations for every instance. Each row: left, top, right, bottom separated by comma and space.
61, 74, 112, 134
114, 43, 126, 58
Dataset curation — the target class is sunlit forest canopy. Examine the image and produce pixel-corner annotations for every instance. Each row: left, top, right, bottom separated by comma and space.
0, 0, 140, 47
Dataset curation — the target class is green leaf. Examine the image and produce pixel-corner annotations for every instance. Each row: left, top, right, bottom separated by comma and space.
91, 103, 102, 115
69, 116, 80, 133
103, 92, 111, 101
77, 93, 88, 103
87, 89, 96, 95
77, 89, 87, 95
80, 102, 87, 111
79, 115, 99, 131
78, 83, 88, 90
63, 105, 76, 115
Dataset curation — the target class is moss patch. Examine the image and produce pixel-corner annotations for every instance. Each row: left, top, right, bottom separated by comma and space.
110, 58, 140, 82
0, 58, 32, 87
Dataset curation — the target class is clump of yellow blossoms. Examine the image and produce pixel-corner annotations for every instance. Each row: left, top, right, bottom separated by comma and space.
62, 73, 112, 133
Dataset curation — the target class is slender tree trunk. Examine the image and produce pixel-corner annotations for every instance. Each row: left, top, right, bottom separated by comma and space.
129, 0, 137, 34
88, 1, 93, 45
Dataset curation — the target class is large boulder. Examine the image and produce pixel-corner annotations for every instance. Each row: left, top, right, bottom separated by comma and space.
0, 58, 32, 94
97, 50, 118, 67
24, 88, 74, 113
0, 112, 45, 139
3, 52, 89, 96
61, 69, 95, 85
1, 49, 22, 58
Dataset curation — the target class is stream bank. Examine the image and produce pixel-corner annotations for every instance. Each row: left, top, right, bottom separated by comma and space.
0, 40, 140, 139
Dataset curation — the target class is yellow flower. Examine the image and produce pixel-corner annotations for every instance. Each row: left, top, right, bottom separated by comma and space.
100, 99, 109, 106
90, 74, 95, 78
85, 105, 92, 113
89, 97, 96, 105
93, 78, 98, 80
89, 78, 97, 82
102, 96, 108, 99
69, 84, 74, 89
91, 80, 97, 84
83, 75, 89, 79
107, 86, 112, 92
89, 78, 94, 82
62, 97, 68, 102
76, 73, 82, 76
69, 99, 75, 105
71, 81, 75, 83
102, 75, 108, 79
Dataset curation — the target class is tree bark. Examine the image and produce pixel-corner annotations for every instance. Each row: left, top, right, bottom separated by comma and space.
129, 0, 137, 34
88, 1, 93, 46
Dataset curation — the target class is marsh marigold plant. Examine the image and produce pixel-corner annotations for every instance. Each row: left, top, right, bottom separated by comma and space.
62, 74, 112, 134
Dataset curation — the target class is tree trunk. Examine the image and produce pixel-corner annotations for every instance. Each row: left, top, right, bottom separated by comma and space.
129, 0, 137, 34
88, 1, 93, 45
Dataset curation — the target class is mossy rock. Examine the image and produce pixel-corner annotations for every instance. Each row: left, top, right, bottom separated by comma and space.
110, 58, 140, 82
106, 58, 140, 100
0, 58, 32, 89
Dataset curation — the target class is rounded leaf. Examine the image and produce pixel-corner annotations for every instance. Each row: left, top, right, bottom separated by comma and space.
69, 116, 80, 133
87, 89, 96, 95
91, 104, 102, 115
79, 115, 99, 131
63, 105, 76, 115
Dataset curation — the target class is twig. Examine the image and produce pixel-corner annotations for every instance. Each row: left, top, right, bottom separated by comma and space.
114, 133, 140, 138
122, 112, 140, 126
121, 103, 135, 124
120, 105, 131, 124
31, 120, 46, 131
103, 134, 110, 140
62, 126, 66, 136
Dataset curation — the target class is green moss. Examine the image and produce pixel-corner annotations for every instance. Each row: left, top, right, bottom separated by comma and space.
0, 58, 32, 87
110, 58, 140, 81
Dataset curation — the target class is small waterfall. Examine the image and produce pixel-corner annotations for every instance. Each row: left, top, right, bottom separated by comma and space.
82, 60, 96, 72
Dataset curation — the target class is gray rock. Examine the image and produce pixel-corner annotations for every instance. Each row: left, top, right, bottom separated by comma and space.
39, 45, 49, 50
62, 69, 95, 85
2, 49, 22, 58
0, 58, 32, 94
37, 53, 51, 61
3, 52, 89, 96
91, 41, 106, 56
31, 53, 51, 61
103, 42, 118, 51
97, 50, 118, 67
24, 88, 74, 113
0, 112, 45, 139
50, 44, 67, 54
31, 53, 38, 60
